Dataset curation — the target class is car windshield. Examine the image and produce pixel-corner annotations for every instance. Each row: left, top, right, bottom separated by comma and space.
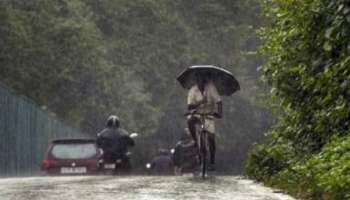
51, 143, 97, 159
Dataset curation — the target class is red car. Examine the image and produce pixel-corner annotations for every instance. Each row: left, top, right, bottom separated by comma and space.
41, 139, 101, 175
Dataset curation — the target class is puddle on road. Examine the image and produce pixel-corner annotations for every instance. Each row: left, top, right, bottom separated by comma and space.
0, 176, 295, 200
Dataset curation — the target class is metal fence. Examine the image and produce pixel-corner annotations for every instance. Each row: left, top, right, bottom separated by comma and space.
0, 83, 87, 177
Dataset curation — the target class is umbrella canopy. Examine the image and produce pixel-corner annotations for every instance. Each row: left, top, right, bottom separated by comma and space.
177, 65, 240, 96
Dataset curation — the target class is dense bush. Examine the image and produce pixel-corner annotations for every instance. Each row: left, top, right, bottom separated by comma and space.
245, 143, 295, 181
245, 0, 350, 199
267, 136, 350, 199
303, 136, 350, 199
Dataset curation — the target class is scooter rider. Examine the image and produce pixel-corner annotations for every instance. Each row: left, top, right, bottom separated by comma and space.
96, 115, 135, 169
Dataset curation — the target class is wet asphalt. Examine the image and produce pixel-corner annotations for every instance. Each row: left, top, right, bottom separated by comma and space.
0, 176, 296, 200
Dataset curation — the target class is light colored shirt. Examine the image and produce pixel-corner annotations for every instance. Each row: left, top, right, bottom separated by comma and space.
187, 81, 221, 115
187, 81, 221, 134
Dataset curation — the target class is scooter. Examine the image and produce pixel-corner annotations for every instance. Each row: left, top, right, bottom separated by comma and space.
145, 148, 176, 175
98, 133, 138, 175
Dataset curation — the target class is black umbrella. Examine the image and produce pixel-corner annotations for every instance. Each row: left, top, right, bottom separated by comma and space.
177, 65, 240, 96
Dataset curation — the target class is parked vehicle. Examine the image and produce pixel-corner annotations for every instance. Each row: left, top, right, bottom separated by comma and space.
41, 139, 101, 175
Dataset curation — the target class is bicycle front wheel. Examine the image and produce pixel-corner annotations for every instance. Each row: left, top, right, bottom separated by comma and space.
200, 131, 208, 179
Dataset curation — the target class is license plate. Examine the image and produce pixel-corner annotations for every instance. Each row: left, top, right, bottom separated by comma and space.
60, 167, 87, 174
104, 164, 116, 169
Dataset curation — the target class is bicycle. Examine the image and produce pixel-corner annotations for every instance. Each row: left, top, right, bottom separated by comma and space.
186, 111, 213, 179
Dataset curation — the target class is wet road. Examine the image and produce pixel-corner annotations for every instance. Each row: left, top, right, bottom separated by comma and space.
0, 176, 295, 200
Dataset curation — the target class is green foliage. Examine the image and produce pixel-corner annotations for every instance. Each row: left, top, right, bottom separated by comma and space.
246, 0, 350, 199
0, 0, 109, 128
259, 0, 350, 153
268, 136, 350, 200
0, 0, 161, 134
314, 137, 350, 199
245, 143, 295, 181
305, 136, 350, 199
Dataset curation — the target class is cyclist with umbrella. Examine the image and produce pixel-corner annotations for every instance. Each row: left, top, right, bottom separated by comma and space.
177, 65, 240, 172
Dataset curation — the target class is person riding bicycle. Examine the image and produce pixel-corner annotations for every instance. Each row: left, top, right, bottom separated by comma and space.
96, 115, 135, 169
187, 72, 222, 171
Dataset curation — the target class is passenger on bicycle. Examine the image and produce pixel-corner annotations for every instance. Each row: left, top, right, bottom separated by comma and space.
173, 128, 198, 175
187, 72, 223, 171
149, 148, 174, 175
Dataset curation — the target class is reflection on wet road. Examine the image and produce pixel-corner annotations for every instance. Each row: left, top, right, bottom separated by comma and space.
0, 176, 295, 200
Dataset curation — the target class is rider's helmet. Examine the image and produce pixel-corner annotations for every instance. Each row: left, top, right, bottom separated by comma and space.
106, 115, 120, 128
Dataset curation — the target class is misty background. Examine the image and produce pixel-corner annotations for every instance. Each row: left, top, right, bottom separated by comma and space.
0, 0, 270, 176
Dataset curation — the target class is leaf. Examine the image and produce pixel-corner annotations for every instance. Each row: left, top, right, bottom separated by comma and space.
338, 4, 345, 13
323, 41, 333, 51
325, 27, 334, 39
